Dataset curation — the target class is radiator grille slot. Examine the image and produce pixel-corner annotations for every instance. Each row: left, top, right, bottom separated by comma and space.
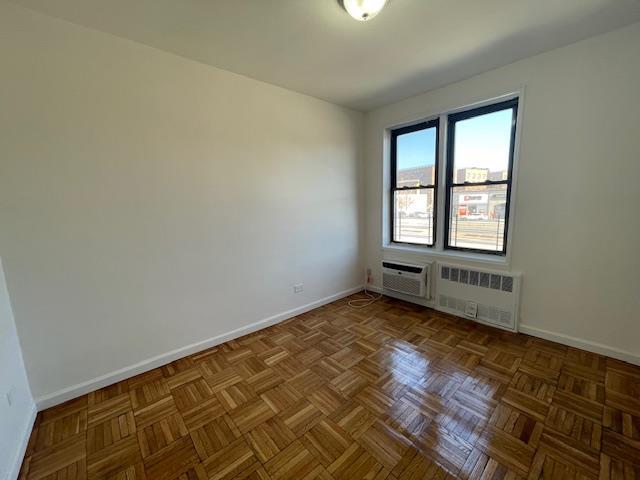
499, 310, 512, 325
439, 295, 513, 328
439, 295, 447, 308
450, 268, 459, 282
441, 266, 450, 280
438, 264, 520, 332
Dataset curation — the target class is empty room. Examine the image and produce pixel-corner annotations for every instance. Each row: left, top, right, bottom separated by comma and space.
2, 0, 640, 478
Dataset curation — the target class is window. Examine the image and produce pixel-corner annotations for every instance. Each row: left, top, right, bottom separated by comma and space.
388, 97, 519, 257
390, 119, 439, 246
445, 99, 518, 254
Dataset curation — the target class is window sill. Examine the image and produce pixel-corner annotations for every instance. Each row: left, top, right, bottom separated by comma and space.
382, 243, 510, 268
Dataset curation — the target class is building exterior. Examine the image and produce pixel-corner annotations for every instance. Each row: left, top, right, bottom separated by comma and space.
396, 166, 508, 220
489, 170, 509, 181
456, 167, 489, 183
452, 186, 507, 220
397, 165, 435, 187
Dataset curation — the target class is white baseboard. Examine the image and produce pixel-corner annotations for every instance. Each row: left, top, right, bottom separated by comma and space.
36, 286, 363, 410
519, 324, 640, 366
9, 403, 37, 480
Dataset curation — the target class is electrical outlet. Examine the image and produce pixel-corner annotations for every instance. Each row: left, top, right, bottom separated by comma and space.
293, 283, 304, 294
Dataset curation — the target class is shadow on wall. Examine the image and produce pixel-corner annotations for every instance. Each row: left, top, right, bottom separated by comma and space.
0, 258, 36, 480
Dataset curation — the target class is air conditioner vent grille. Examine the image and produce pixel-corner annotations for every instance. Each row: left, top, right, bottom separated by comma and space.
382, 273, 422, 297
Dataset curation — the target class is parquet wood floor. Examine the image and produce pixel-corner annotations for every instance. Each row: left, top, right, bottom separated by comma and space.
19, 294, 640, 479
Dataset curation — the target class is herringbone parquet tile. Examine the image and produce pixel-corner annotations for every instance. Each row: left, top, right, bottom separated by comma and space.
19, 294, 640, 479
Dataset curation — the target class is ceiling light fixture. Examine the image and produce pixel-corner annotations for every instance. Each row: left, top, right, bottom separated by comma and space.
341, 0, 388, 22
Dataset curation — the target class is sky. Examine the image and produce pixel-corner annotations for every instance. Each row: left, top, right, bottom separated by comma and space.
397, 108, 513, 173
397, 126, 437, 171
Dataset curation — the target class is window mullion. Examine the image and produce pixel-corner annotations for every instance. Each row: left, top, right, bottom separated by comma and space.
435, 114, 448, 252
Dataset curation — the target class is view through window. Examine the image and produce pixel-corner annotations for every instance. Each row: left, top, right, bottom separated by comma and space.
446, 99, 517, 253
391, 120, 438, 246
390, 98, 518, 255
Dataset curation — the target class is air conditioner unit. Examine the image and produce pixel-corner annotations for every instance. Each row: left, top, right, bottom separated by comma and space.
437, 264, 521, 332
382, 261, 430, 299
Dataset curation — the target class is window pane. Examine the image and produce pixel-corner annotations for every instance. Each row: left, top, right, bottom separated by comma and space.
452, 108, 513, 183
393, 189, 434, 245
396, 127, 437, 187
448, 185, 508, 252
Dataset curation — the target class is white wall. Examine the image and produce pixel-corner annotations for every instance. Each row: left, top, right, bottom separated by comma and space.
0, 2, 363, 402
364, 22, 640, 363
0, 258, 35, 480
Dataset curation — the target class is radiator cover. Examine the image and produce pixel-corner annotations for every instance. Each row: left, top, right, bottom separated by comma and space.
437, 264, 521, 332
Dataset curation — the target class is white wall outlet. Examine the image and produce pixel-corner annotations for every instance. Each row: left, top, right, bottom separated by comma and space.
293, 283, 304, 293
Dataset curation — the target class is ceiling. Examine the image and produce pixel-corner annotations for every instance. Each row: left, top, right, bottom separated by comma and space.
10, 0, 640, 111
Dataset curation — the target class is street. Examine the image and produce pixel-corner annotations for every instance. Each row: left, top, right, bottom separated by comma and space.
395, 217, 505, 251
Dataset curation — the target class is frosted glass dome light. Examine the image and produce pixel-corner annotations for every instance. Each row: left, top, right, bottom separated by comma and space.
342, 0, 388, 21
